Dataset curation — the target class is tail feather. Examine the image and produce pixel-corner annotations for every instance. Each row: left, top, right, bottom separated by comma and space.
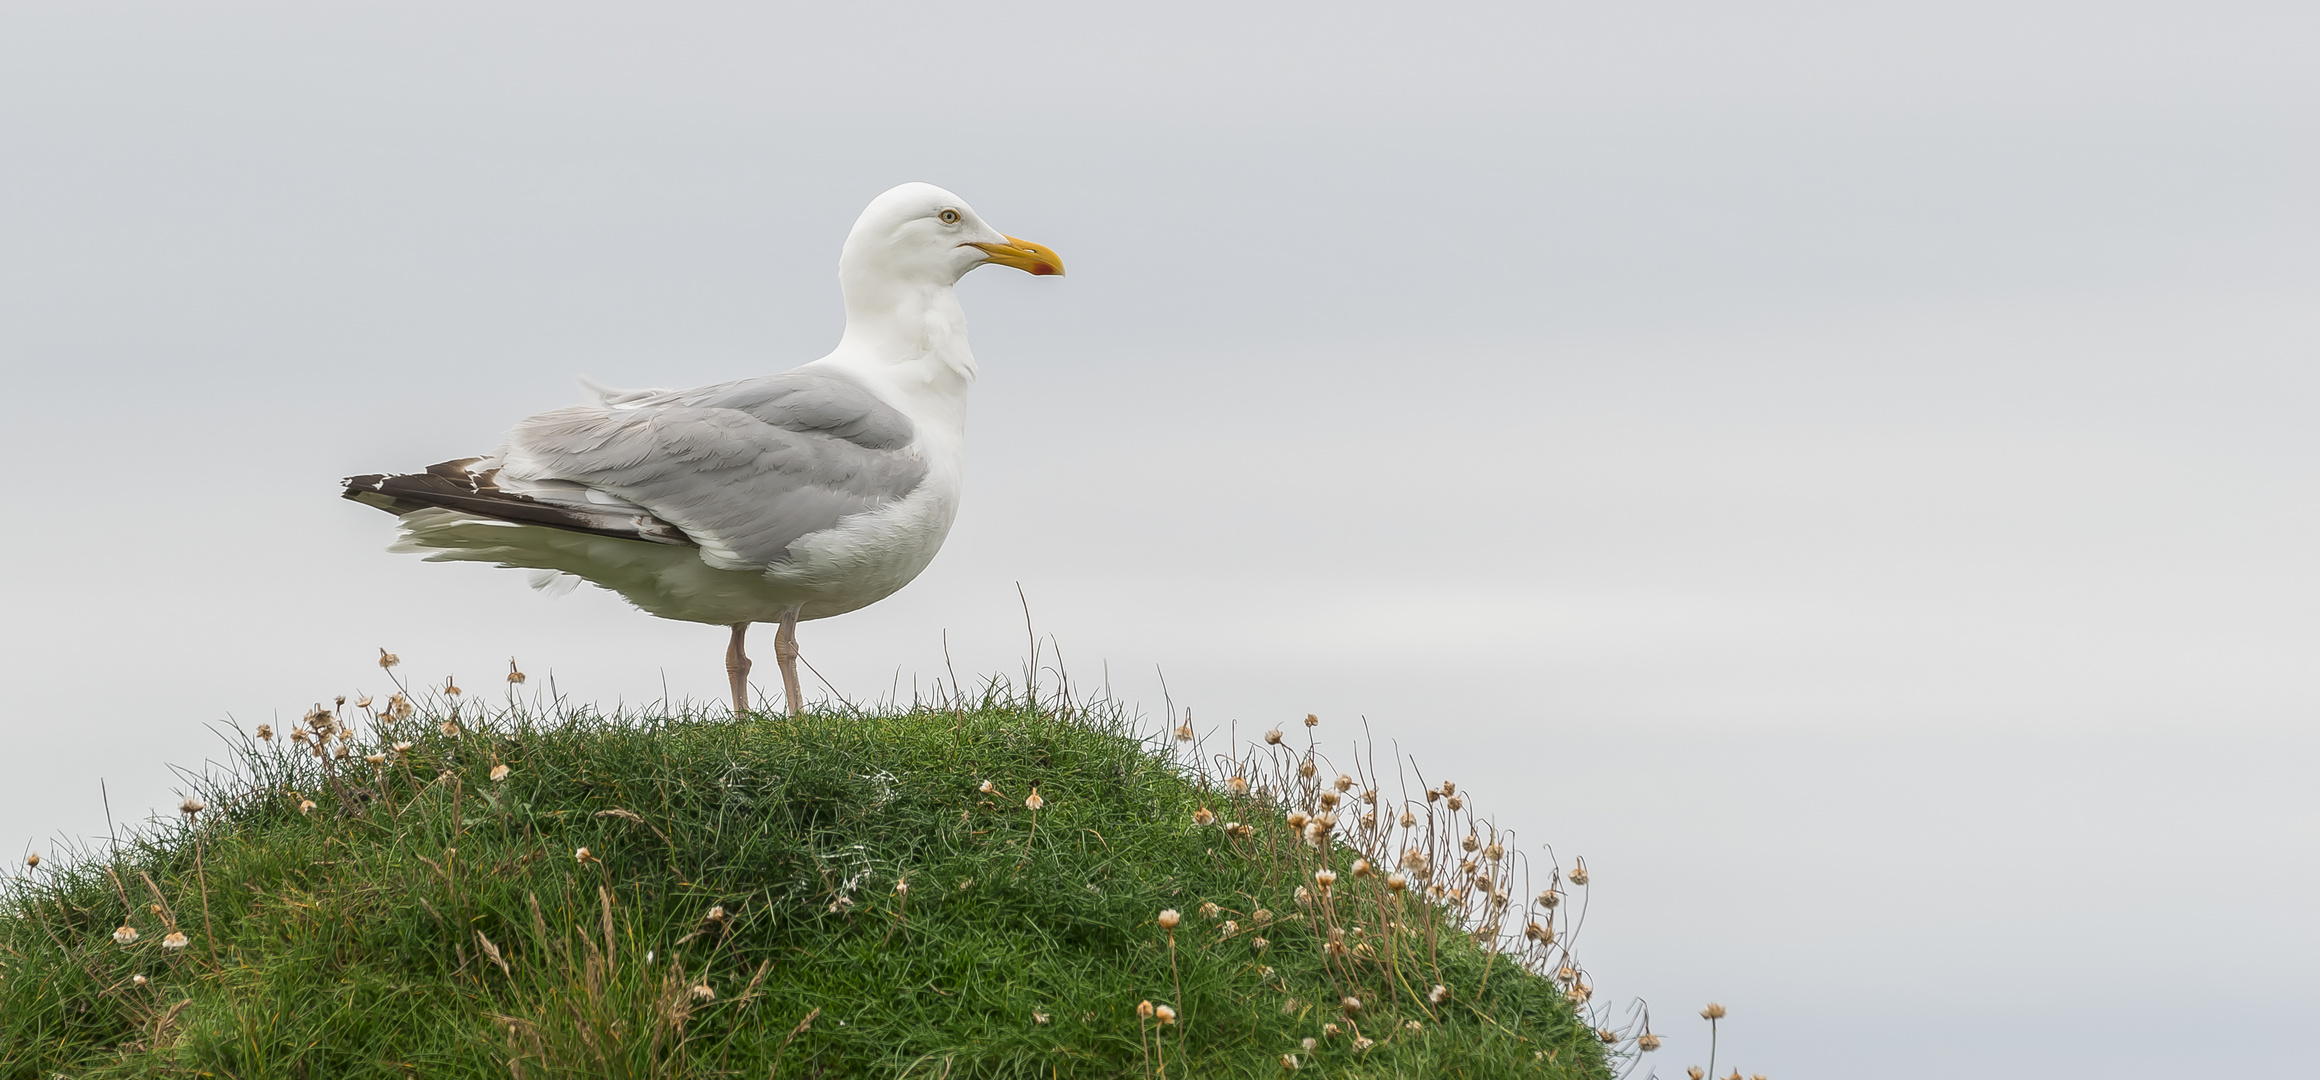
342, 460, 695, 548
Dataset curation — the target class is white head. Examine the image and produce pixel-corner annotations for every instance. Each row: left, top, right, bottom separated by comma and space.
838, 182, 1063, 291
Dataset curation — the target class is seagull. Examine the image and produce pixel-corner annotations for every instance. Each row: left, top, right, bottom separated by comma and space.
343, 183, 1063, 715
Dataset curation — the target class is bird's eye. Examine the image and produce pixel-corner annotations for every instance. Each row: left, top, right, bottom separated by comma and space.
938, 209, 961, 225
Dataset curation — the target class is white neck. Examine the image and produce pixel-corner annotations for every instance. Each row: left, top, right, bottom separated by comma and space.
815, 268, 976, 435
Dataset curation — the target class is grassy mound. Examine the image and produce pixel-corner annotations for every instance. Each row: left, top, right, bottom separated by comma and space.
3, 690, 1620, 1078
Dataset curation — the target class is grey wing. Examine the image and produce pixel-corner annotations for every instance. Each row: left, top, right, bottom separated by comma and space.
497, 369, 927, 570
626, 368, 918, 450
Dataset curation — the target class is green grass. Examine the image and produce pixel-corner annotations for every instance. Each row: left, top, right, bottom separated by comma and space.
2, 684, 1622, 1079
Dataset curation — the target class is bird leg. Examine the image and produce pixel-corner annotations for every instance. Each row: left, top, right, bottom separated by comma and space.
774, 612, 803, 716
725, 623, 752, 715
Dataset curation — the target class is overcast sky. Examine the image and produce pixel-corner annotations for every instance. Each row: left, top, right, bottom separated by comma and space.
3, 4, 2315, 1077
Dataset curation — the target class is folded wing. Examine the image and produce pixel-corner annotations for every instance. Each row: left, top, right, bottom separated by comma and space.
344, 368, 929, 571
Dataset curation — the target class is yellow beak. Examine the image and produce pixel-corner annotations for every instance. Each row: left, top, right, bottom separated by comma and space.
967, 236, 1065, 277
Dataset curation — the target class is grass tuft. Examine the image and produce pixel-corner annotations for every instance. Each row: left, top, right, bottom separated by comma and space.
3, 682, 1627, 1078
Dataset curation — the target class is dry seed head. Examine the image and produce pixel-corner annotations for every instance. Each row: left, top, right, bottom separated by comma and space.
1406, 1019, 1424, 1033
440, 721, 459, 737
490, 764, 510, 782
393, 741, 412, 754
1429, 983, 1450, 1004
1360, 811, 1377, 829
1526, 920, 1556, 943
707, 905, 727, 920
1303, 712, 1319, 727
355, 695, 373, 709
1570, 863, 1591, 886
1340, 995, 1362, 1014
1264, 729, 1284, 745
291, 728, 309, 744
978, 779, 994, 794
1484, 842, 1504, 861
23, 853, 38, 868
1033, 1010, 1050, 1024
1537, 888, 1561, 908
1701, 1002, 1727, 1020
1639, 1033, 1663, 1051
1445, 795, 1463, 811
444, 677, 462, 697
1302, 1037, 1318, 1052
574, 847, 595, 864
893, 880, 909, 896
1156, 1004, 1177, 1025
161, 931, 189, 950
1294, 886, 1313, 906
1461, 833, 1479, 852
378, 648, 399, 669
1193, 806, 1215, 827
1399, 809, 1418, 828
1024, 788, 1045, 811
178, 797, 204, 818
1227, 776, 1249, 795
1297, 759, 1317, 779
1285, 811, 1309, 829
1386, 872, 1409, 891
1323, 1022, 1341, 1037
1354, 1036, 1374, 1051
1313, 869, 1336, 890
1333, 773, 1354, 791
1252, 936, 1270, 951
1252, 907, 1273, 924
255, 724, 273, 741
297, 799, 316, 815
1281, 1054, 1300, 1070
1229, 822, 1254, 839
131, 973, 147, 986
1157, 908, 1181, 930
1351, 858, 1373, 878
113, 925, 139, 945
1597, 1028, 1620, 1044
365, 753, 386, 765
1688, 1068, 1706, 1080
506, 658, 525, 684
1317, 791, 1338, 809
1137, 999, 1156, 1020
1175, 723, 1195, 742
1220, 919, 1238, 935
335, 744, 351, 759
689, 983, 714, 1001
1199, 901, 1221, 918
